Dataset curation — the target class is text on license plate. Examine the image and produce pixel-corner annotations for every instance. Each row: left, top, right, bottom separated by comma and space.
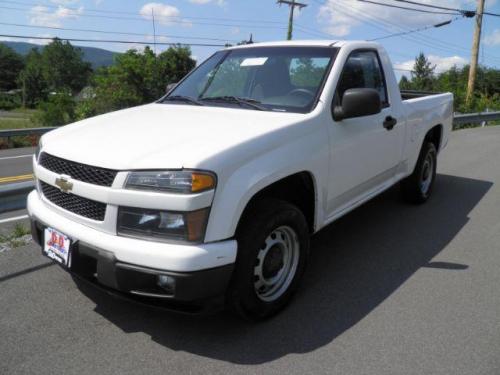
43, 228, 71, 266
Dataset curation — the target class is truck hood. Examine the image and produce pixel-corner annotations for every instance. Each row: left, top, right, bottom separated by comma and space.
42, 103, 307, 170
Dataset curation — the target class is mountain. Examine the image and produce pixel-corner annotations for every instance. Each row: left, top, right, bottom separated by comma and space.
1, 41, 118, 69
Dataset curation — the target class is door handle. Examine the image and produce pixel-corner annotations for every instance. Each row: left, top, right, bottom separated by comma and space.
383, 116, 397, 130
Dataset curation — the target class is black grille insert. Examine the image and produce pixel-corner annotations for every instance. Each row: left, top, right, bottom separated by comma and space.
39, 152, 117, 187
41, 181, 107, 221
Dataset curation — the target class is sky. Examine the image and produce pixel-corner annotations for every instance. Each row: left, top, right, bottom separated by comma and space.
1, 0, 500, 78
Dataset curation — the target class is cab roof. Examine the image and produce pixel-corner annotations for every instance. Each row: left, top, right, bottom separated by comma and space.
225, 40, 379, 50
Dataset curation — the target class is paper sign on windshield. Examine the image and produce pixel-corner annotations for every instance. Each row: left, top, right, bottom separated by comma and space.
240, 57, 268, 67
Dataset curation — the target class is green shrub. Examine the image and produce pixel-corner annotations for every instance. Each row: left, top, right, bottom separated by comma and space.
0, 92, 21, 110
34, 93, 76, 127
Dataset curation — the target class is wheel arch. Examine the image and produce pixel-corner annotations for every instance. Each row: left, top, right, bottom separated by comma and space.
235, 171, 317, 236
425, 124, 443, 153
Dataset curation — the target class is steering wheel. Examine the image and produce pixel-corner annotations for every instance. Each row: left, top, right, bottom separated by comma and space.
288, 88, 315, 101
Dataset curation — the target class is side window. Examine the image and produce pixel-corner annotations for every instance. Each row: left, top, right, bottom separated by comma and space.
335, 50, 388, 107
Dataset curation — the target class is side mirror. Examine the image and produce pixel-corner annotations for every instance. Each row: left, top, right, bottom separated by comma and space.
333, 88, 382, 121
166, 82, 178, 94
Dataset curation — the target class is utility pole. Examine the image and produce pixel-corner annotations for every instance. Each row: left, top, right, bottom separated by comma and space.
22, 74, 26, 109
465, 0, 485, 106
151, 8, 157, 55
277, 0, 307, 40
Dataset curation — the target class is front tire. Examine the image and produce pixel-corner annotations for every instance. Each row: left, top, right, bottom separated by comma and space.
228, 199, 310, 320
401, 142, 437, 204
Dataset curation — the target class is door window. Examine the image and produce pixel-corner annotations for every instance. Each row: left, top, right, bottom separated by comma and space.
335, 50, 389, 107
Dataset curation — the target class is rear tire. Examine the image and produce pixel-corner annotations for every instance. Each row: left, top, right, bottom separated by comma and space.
228, 199, 310, 320
401, 142, 437, 204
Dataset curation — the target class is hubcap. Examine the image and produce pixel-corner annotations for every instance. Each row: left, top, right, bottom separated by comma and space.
420, 151, 434, 196
254, 225, 300, 302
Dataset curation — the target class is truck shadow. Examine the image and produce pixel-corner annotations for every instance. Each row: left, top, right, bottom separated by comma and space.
75, 173, 491, 364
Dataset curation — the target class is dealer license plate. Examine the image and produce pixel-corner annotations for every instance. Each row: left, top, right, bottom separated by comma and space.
43, 227, 71, 267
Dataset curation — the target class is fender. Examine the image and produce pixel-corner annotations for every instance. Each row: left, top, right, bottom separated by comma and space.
203, 118, 329, 242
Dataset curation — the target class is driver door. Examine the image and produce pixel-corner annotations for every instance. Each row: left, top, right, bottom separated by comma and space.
326, 50, 402, 216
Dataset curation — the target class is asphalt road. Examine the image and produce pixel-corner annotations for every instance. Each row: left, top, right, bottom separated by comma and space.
1, 127, 500, 374
0, 147, 34, 184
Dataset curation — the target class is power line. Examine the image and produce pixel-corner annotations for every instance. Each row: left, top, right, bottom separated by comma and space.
294, 23, 333, 38
391, 0, 499, 17
369, 16, 463, 41
349, 1, 500, 64
0, 33, 227, 47
312, 0, 500, 65
0, 0, 292, 25
0, 22, 239, 43
1, 0, 294, 23
357, 0, 461, 15
0, 5, 290, 30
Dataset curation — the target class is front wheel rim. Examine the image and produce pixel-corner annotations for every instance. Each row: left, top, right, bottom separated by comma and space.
253, 225, 300, 302
420, 151, 434, 196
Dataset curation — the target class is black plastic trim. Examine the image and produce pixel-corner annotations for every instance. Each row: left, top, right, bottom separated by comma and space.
31, 219, 234, 314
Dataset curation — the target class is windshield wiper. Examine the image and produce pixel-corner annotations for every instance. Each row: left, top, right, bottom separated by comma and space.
200, 96, 267, 111
162, 95, 204, 106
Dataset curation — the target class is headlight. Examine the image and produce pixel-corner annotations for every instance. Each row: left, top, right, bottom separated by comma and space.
117, 206, 210, 243
125, 170, 216, 194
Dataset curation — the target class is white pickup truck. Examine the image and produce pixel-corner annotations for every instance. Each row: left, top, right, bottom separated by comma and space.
28, 40, 453, 319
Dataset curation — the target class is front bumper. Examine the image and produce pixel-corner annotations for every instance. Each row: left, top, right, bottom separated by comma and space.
28, 191, 237, 312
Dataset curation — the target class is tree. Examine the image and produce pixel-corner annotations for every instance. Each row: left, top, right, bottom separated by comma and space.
0, 44, 24, 91
155, 46, 196, 95
411, 52, 436, 91
17, 39, 92, 108
18, 48, 48, 107
41, 38, 92, 94
33, 93, 76, 126
290, 58, 327, 87
399, 75, 412, 90
86, 45, 195, 115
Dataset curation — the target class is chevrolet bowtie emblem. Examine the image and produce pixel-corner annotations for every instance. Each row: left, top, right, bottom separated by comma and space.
55, 175, 73, 193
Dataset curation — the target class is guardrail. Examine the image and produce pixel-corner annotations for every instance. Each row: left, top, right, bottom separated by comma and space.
0, 181, 35, 214
0, 127, 56, 139
453, 111, 500, 126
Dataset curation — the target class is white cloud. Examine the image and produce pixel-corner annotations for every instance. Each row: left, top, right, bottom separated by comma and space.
145, 34, 170, 43
317, 0, 473, 37
50, 0, 79, 5
140, 3, 183, 26
189, 0, 226, 5
0, 33, 54, 45
395, 54, 468, 74
29, 5, 83, 27
28, 33, 54, 45
484, 29, 500, 46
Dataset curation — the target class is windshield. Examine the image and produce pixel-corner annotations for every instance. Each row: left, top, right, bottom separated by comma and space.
163, 46, 338, 113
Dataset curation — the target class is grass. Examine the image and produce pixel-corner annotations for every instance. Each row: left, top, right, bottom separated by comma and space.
0, 108, 41, 148
0, 108, 40, 128
0, 117, 35, 130
0, 224, 31, 249
10, 108, 39, 115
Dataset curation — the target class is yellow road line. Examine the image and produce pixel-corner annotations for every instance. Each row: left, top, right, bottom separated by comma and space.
0, 174, 34, 183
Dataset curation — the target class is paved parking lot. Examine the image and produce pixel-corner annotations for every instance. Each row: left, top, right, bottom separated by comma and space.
1, 127, 500, 374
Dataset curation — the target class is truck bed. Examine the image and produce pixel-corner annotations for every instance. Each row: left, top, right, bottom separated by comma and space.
400, 90, 443, 100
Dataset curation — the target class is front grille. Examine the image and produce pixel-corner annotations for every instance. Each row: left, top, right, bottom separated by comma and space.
39, 152, 117, 187
41, 181, 107, 221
